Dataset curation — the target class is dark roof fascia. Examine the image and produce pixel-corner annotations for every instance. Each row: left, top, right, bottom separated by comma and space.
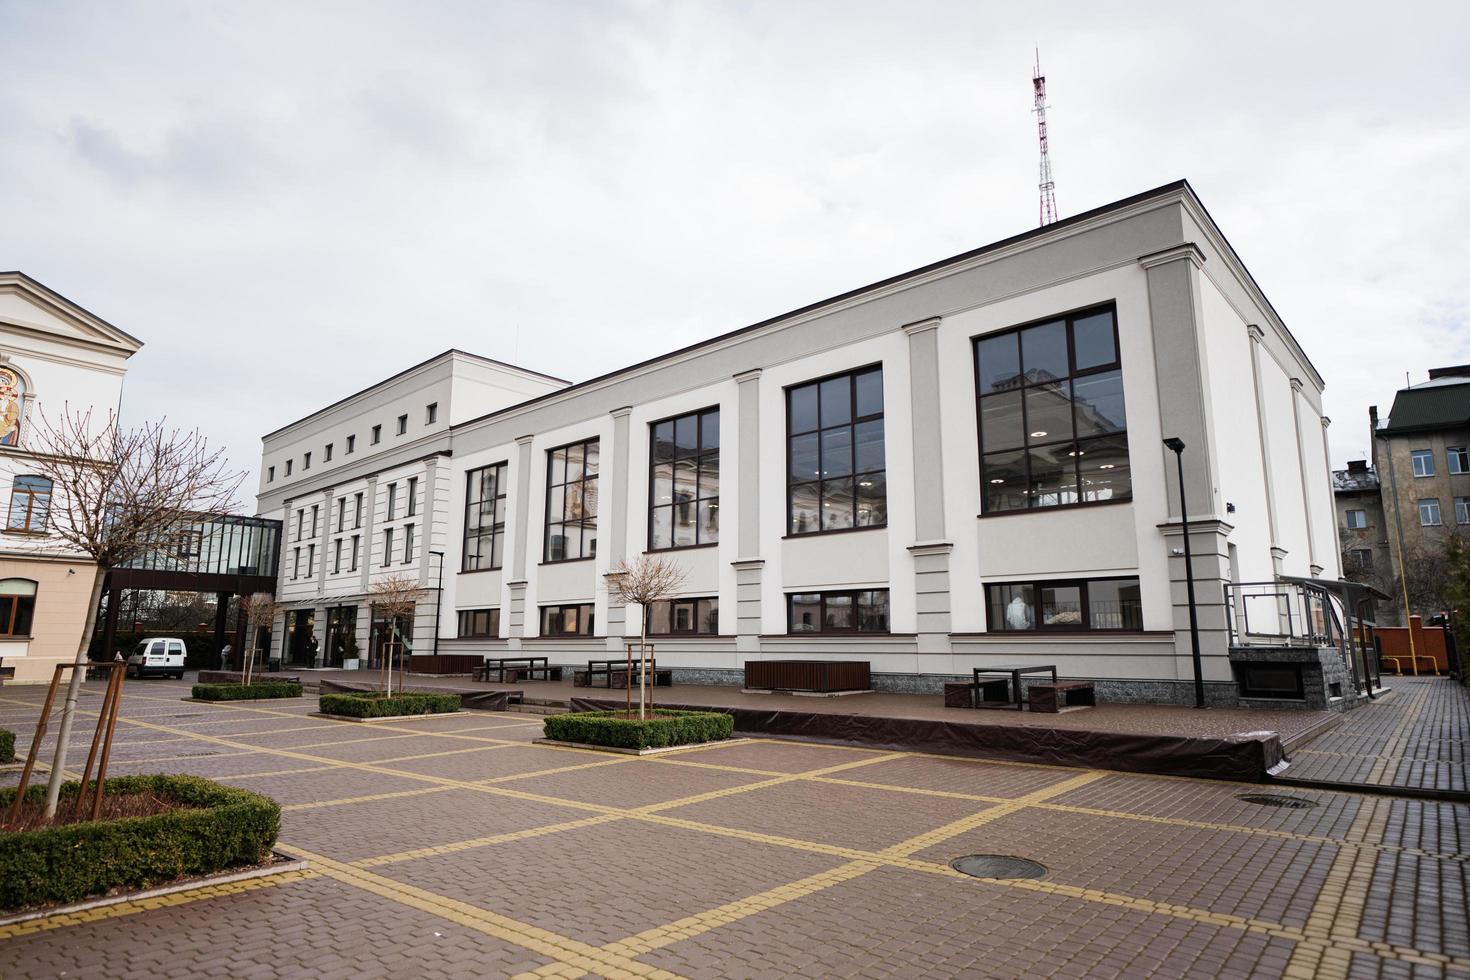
0, 270, 145, 350
261, 350, 569, 442
450, 179, 1197, 433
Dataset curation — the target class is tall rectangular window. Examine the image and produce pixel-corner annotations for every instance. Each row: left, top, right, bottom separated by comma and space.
1419, 498, 1442, 526
457, 608, 499, 638
354, 492, 364, 529
267, 466, 275, 483
540, 603, 594, 636
303, 452, 311, 470
650, 408, 719, 549
787, 590, 889, 633
286, 459, 293, 476
371, 425, 381, 445
7, 475, 52, 532
1449, 447, 1469, 475
310, 504, 319, 537
545, 438, 599, 561
336, 496, 346, 532
426, 403, 438, 424
1345, 509, 1367, 529
307, 543, 315, 575
292, 547, 301, 579
350, 535, 360, 571
787, 367, 885, 534
295, 509, 304, 537
346, 434, 356, 455
1411, 449, 1435, 477
403, 523, 415, 563
397, 414, 408, 435
387, 483, 397, 520
333, 539, 343, 574
1350, 548, 1374, 572
463, 462, 507, 571
407, 476, 418, 517
987, 577, 1142, 632
976, 305, 1130, 512
1457, 496, 1469, 525
325, 443, 333, 462
647, 597, 719, 635
383, 527, 395, 566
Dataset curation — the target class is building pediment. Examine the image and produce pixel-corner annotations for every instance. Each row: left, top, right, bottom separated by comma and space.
0, 272, 143, 358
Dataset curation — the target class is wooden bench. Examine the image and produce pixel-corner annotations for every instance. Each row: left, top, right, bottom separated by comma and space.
1027, 681, 1096, 713
944, 678, 1014, 708
475, 658, 560, 683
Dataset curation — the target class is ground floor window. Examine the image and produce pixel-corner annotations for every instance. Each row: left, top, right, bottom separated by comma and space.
325, 605, 359, 667
458, 608, 500, 638
787, 590, 889, 634
370, 606, 414, 667
986, 577, 1142, 632
540, 603, 594, 637
646, 597, 718, 635
0, 578, 37, 636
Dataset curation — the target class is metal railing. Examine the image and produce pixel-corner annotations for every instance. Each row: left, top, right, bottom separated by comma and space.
1224, 577, 1384, 698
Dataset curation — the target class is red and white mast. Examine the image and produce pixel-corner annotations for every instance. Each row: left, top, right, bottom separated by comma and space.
1032, 49, 1058, 226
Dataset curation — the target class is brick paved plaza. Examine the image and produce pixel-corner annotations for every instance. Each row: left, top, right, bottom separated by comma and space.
1, 680, 1467, 979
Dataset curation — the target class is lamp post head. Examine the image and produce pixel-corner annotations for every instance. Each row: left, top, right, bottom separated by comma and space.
1163, 437, 1186, 454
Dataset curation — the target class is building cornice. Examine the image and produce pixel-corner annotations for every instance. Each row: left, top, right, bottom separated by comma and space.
901, 316, 943, 336
1137, 243, 1206, 271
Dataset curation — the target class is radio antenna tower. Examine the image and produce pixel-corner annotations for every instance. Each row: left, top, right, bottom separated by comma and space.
1032, 48, 1058, 226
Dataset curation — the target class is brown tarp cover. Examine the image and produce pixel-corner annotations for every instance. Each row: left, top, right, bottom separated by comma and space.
320, 677, 520, 712
570, 696, 1285, 782
197, 671, 302, 686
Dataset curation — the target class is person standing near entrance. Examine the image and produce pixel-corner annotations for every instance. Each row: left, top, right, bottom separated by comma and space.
307, 634, 320, 666
220, 643, 233, 671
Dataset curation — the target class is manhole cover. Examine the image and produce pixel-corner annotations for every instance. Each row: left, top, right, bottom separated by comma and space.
1236, 794, 1317, 809
950, 855, 1048, 880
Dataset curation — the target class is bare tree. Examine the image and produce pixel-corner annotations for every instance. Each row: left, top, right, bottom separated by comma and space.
24, 406, 242, 818
237, 592, 279, 685
367, 575, 420, 697
608, 554, 687, 719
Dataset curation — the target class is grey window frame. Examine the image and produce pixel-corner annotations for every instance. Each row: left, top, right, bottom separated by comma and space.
985, 576, 1143, 633
456, 608, 500, 638
463, 462, 508, 572
648, 407, 720, 551
540, 603, 595, 637
544, 438, 600, 563
785, 366, 887, 536
786, 589, 890, 634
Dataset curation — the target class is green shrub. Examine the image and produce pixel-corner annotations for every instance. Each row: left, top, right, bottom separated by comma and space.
0, 728, 13, 764
192, 682, 303, 702
318, 692, 460, 718
0, 774, 280, 911
543, 709, 733, 750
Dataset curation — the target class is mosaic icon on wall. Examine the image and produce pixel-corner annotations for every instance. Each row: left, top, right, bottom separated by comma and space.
0, 367, 25, 446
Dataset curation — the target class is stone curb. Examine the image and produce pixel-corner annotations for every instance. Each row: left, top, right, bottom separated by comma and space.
310, 711, 465, 724
533, 736, 751, 756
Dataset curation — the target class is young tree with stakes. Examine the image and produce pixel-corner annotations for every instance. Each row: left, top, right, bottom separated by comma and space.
237, 592, 279, 685
368, 574, 420, 696
607, 554, 686, 720
25, 407, 242, 819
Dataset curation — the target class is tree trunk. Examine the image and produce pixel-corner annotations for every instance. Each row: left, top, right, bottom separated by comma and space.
43, 566, 107, 819
638, 614, 648, 720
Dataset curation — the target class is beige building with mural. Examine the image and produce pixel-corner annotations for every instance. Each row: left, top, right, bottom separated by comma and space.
0, 272, 142, 684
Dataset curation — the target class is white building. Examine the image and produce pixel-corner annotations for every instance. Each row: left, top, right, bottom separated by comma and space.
0, 273, 143, 685
259, 182, 1342, 706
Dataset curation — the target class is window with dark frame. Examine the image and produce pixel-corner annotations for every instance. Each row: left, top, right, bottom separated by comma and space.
649, 408, 720, 550
350, 535, 360, 571
336, 496, 346, 533
0, 579, 38, 637
403, 523, 415, 563
295, 509, 304, 537
303, 452, 311, 470
292, 547, 300, 579
463, 462, 507, 571
383, 527, 395, 566
387, 483, 397, 520
371, 425, 381, 445
325, 443, 333, 462
786, 590, 889, 634
407, 476, 418, 517
310, 504, 319, 537
333, 538, 343, 574
1350, 548, 1374, 571
976, 305, 1130, 513
286, 459, 293, 476
354, 492, 364, 529
346, 435, 356, 455
646, 596, 719, 635
397, 414, 408, 435
1456, 496, 1469, 525
457, 608, 500, 638
544, 438, 599, 562
307, 543, 315, 575
427, 403, 438, 424
1345, 509, 1368, 529
540, 603, 595, 637
1450, 447, 1469, 475
787, 367, 886, 535
985, 577, 1142, 632
267, 466, 275, 482
7, 475, 52, 532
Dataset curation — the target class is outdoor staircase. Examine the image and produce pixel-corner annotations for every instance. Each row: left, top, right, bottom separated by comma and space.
507, 696, 571, 716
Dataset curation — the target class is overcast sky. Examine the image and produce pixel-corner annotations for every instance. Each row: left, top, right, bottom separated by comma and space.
3, 1, 1467, 504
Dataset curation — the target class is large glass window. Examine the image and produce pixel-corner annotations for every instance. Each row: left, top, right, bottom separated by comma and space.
463, 463, 507, 571
976, 305, 1130, 512
787, 367, 885, 534
787, 590, 889, 634
0, 578, 37, 636
457, 608, 500, 638
647, 597, 719, 635
649, 408, 720, 549
986, 577, 1142, 632
540, 603, 594, 636
7, 475, 52, 532
1411, 449, 1435, 477
545, 439, 599, 562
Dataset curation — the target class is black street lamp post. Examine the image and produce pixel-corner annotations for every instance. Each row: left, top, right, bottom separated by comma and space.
1164, 437, 1206, 708
430, 550, 446, 657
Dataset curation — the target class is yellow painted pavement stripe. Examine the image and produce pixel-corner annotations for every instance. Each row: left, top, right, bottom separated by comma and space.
0, 871, 317, 941
274, 843, 683, 979
356, 814, 625, 868
214, 765, 340, 781
284, 785, 458, 812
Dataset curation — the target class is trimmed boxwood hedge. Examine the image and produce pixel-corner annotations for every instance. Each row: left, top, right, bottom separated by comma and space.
318, 692, 460, 718
192, 682, 303, 701
543, 709, 733, 750
0, 728, 13, 764
0, 773, 280, 911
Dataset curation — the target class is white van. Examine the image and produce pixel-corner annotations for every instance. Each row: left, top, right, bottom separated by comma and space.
126, 637, 187, 679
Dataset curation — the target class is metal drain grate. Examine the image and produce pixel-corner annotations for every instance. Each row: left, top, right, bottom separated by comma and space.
950, 855, 1048, 880
1236, 793, 1317, 809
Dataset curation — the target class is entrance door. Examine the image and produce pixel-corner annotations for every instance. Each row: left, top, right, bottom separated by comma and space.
286, 609, 316, 666
325, 606, 358, 668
